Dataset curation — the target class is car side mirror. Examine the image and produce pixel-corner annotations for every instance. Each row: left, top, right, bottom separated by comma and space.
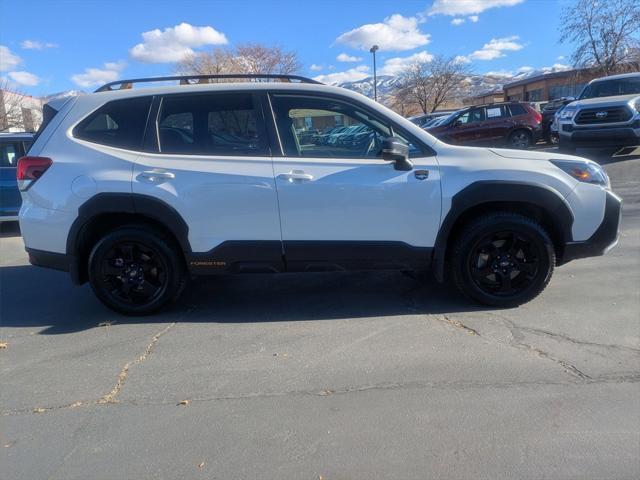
381, 136, 412, 171
454, 119, 463, 127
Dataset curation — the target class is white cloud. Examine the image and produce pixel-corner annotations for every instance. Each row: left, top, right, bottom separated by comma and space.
310, 63, 324, 71
429, 0, 524, 16
129, 23, 228, 63
21, 40, 57, 50
451, 18, 465, 25
557, 55, 565, 60
71, 61, 126, 88
0, 45, 22, 71
469, 15, 480, 22
8, 71, 40, 86
457, 35, 524, 62
337, 53, 363, 62
313, 65, 370, 85
381, 51, 434, 75
335, 14, 430, 52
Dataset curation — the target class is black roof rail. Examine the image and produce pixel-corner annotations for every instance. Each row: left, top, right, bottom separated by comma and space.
94, 74, 322, 92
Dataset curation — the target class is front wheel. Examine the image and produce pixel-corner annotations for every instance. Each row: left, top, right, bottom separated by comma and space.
88, 227, 186, 315
450, 213, 555, 307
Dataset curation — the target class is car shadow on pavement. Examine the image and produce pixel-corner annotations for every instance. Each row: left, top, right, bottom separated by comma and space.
0, 264, 484, 334
0, 222, 21, 238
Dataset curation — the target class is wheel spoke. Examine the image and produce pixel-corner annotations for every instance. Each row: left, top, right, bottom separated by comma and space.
471, 265, 493, 279
120, 245, 134, 262
102, 262, 123, 277
517, 262, 536, 274
136, 280, 159, 298
498, 273, 512, 293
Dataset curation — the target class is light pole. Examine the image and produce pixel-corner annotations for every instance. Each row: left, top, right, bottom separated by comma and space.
369, 45, 379, 101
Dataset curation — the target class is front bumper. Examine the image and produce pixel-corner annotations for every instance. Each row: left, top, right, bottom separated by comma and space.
560, 190, 622, 264
560, 121, 640, 148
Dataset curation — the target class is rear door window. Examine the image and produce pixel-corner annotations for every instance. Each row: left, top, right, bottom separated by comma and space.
485, 105, 507, 119
0, 142, 22, 167
157, 93, 268, 156
73, 96, 153, 149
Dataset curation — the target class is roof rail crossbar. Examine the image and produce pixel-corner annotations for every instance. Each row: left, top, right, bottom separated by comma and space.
94, 74, 322, 92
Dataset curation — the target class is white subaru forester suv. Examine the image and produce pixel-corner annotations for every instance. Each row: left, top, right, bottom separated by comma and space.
18, 74, 622, 315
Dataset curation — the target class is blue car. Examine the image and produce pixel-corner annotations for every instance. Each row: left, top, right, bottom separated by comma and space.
0, 132, 34, 221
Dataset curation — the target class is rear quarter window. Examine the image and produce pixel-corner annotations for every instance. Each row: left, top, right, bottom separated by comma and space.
73, 96, 152, 150
508, 104, 527, 116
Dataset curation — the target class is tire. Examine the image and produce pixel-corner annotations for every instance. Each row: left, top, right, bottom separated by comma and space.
88, 226, 187, 316
450, 213, 555, 308
508, 129, 532, 149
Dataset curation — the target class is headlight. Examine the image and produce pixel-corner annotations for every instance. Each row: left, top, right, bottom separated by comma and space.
551, 160, 610, 188
559, 107, 576, 120
628, 97, 640, 113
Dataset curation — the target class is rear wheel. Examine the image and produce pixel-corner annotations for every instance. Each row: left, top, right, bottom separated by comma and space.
450, 213, 555, 307
88, 227, 186, 315
508, 129, 532, 149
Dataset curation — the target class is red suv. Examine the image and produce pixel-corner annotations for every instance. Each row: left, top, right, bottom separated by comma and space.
426, 102, 542, 148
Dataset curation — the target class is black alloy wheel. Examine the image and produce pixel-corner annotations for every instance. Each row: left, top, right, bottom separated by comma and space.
88, 227, 186, 315
451, 213, 555, 307
468, 230, 540, 297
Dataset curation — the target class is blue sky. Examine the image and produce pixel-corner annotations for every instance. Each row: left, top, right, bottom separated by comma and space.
1, 0, 574, 95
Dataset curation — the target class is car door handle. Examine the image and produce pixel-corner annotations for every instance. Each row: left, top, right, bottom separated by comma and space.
138, 169, 175, 182
278, 171, 314, 182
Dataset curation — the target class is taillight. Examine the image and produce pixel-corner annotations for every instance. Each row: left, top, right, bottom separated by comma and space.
17, 156, 52, 191
532, 110, 542, 123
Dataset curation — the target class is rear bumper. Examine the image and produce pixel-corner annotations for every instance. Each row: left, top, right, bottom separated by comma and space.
560, 190, 622, 264
26, 248, 82, 283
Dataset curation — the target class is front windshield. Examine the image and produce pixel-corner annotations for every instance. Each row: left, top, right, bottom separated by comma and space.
579, 77, 640, 99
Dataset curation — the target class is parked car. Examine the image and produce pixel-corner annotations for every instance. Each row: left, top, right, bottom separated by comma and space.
558, 72, 640, 152
1, 132, 34, 221
426, 102, 542, 148
541, 97, 575, 144
409, 110, 457, 128
19, 74, 620, 315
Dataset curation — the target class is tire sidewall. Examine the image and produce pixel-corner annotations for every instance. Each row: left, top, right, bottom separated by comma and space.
453, 217, 554, 307
88, 228, 183, 315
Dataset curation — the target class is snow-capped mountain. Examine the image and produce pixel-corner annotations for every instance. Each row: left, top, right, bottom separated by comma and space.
337, 64, 573, 100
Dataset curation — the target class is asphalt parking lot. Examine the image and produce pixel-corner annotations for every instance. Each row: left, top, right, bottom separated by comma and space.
1, 152, 639, 480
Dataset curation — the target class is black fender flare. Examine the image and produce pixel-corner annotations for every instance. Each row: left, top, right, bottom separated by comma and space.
431, 181, 574, 281
66, 193, 191, 257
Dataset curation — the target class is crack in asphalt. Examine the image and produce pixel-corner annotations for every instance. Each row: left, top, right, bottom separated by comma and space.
3, 373, 639, 416
99, 322, 177, 404
431, 313, 593, 380
5, 320, 180, 416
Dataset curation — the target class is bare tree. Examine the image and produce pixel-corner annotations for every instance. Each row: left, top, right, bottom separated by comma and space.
175, 43, 302, 77
559, 0, 640, 75
397, 56, 472, 114
0, 81, 28, 132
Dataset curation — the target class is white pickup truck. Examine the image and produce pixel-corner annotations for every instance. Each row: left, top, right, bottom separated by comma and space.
558, 72, 640, 152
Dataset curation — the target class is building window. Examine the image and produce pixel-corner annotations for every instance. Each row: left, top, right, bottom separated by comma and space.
549, 84, 586, 100
507, 94, 522, 102
525, 89, 544, 102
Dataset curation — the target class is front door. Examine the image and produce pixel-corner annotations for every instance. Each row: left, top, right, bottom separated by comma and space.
268, 92, 441, 271
133, 91, 283, 272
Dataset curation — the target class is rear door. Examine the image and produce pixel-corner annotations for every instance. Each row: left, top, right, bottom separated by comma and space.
132, 91, 283, 272
480, 105, 511, 145
0, 140, 25, 218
